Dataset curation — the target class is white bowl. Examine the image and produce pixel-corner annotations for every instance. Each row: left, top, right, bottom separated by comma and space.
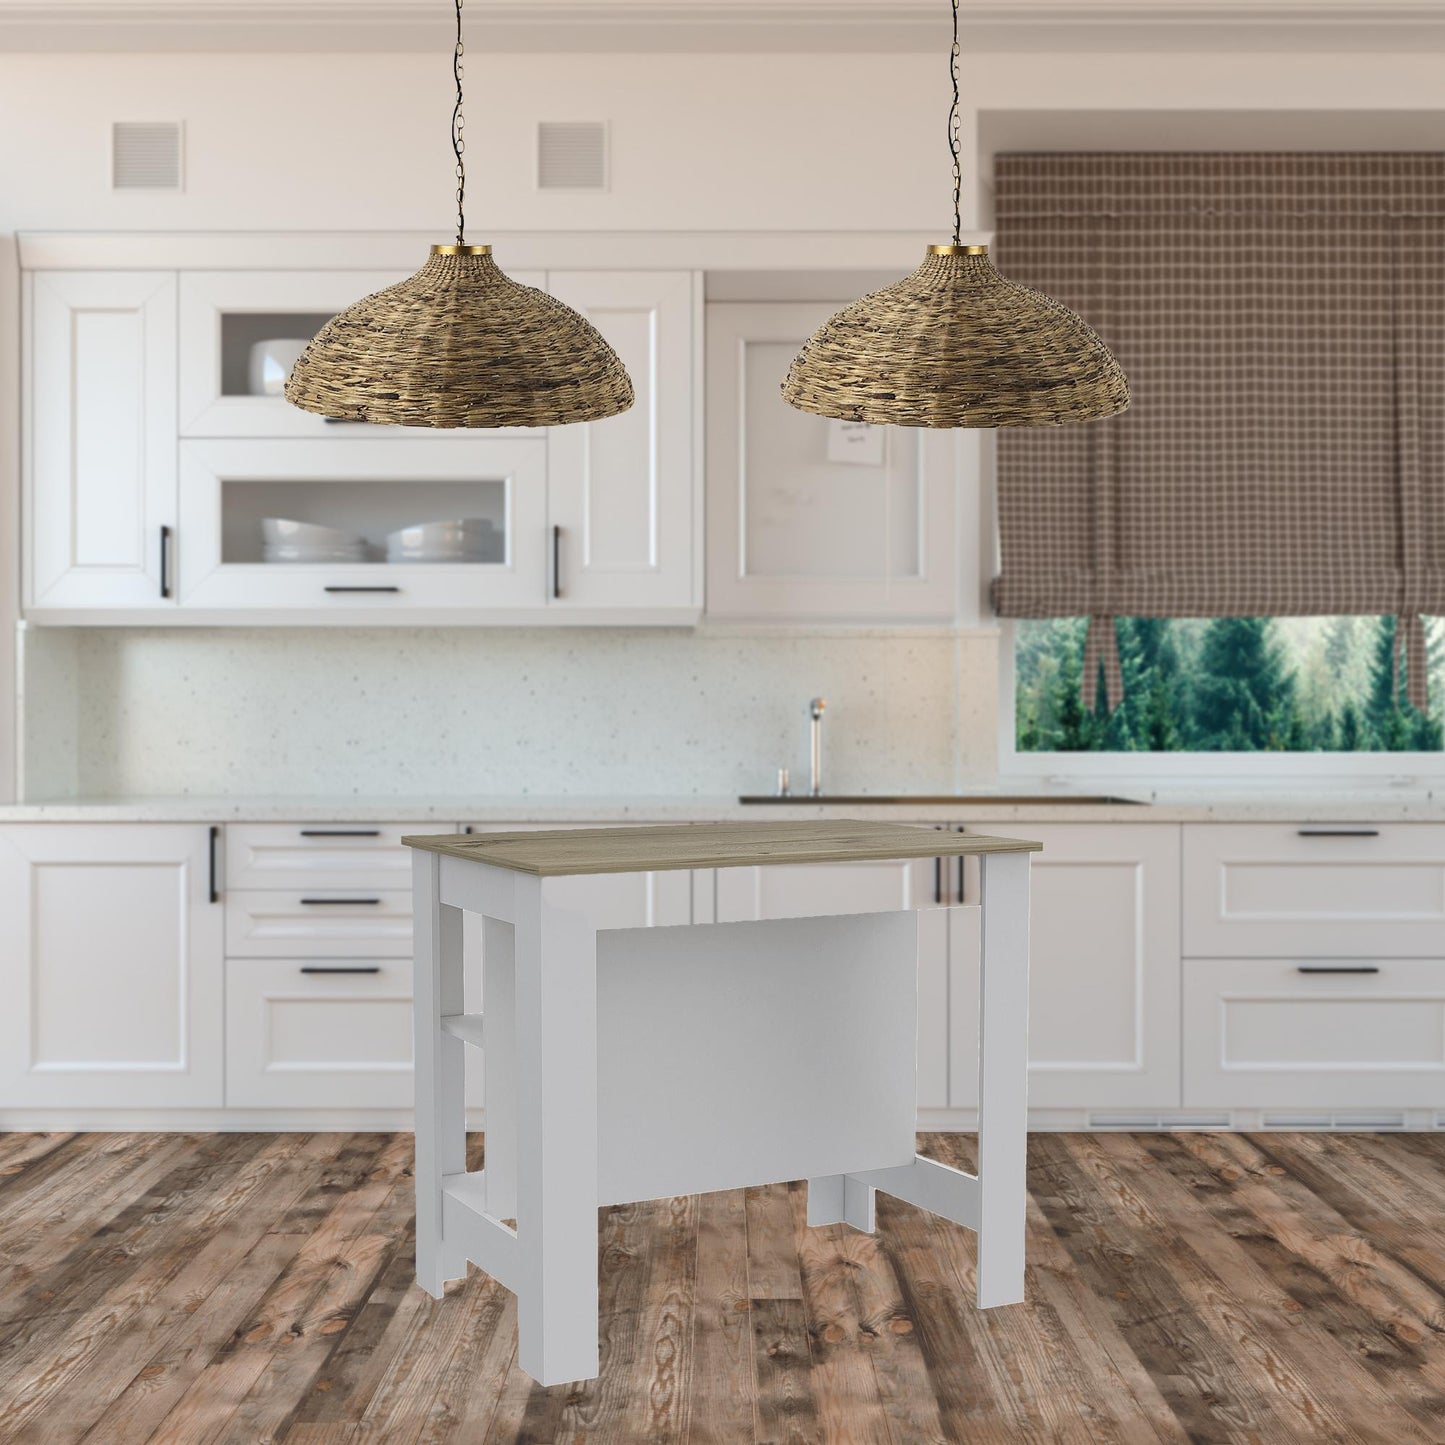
248, 338, 310, 397
262, 517, 361, 549
386, 518, 502, 564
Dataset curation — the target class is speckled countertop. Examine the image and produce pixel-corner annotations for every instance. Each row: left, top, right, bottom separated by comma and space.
4, 789, 1445, 825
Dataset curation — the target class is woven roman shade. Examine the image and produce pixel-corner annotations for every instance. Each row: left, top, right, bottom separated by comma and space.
992, 153, 1445, 711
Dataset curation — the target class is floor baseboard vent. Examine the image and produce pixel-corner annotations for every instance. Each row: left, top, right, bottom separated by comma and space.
1088, 1112, 1231, 1131
1262, 1111, 1406, 1130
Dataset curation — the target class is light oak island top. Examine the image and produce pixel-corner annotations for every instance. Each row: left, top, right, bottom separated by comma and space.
402, 820, 1042, 877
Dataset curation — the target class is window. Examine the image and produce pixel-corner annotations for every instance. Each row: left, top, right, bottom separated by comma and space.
1015, 617, 1445, 754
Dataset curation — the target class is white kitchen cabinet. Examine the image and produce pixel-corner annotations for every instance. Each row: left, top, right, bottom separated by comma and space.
178, 268, 547, 438
0, 825, 223, 1109
225, 822, 440, 891
705, 301, 957, 620
226, 891, 414, 958
714, 849, 953, 1110
26, 271, 178, 611
956, 823, 1182, 1111
177, 437, 549, 615
226, 958, 416, 1109
545, 271, 700, 613
1183, 823, 1445, 959
1183, 958, 1445, 1110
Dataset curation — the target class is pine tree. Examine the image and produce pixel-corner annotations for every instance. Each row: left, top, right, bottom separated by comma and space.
1189, 618, 1294, 751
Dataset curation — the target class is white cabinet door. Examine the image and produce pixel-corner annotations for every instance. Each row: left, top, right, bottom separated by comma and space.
0, 825, 223, 1109
714, 853, 951, 1110
545, 271, 700, 616
178, 437, 548, 614
705, 302, 957, 620
1183, 823, 1445, 959
1183, 958, 1445, 1110
226, 959, 415, 1109
178, 269, 546, 438
954, 823, 1182, 1111
27, 271, 178, 611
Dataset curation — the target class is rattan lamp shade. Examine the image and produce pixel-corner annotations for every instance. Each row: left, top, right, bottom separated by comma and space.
285, 246, 634, 428
782, 245, 1129, 429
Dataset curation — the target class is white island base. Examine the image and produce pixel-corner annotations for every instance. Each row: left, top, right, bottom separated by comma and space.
405, 821, 1037, 1386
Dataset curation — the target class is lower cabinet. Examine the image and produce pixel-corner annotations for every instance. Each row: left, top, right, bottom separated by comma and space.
0, 824, 224, 1109
958, 823, 1182, 1111
226, 958, 416, 1109
1183, 958, 1445, 1110
714, 852, 954, 1110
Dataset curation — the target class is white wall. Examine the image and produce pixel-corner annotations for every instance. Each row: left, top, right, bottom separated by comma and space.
5, 40, 1443, 799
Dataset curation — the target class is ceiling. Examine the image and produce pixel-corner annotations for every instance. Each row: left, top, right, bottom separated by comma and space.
3, 1, 1445, 53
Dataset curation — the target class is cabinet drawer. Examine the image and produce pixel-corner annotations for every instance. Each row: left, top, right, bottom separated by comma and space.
225, 959, 414, 1109
226, 890, 412, 957
225, 824, 444, 891
1183, 958, 1445, 1108
1183, 823, 1445, 957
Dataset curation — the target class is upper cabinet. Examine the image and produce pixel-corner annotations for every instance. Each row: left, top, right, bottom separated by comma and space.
26, 271, 178, 610
24, 262, 700, 624
177, 269, 544, 439
546, 271, 700, 612
705, 301, 958, 621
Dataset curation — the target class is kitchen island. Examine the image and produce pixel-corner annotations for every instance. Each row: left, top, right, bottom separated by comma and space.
403, 820, 1040, 1385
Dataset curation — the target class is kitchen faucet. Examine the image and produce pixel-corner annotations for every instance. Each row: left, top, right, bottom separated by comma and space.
808, 698, 827, 797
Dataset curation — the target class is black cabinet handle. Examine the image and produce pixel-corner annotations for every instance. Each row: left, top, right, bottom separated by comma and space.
552, 525, 562, 600
300, 829, 380, 838
957, 855, 965, 906
1297, 828, 1380, 838
933, 857, 943, 905
208, 825, 220, 903
325, 586, 400, 594
299, 897, 382, 906
160, 525, 172, 599
1297, 965, 1381, 975
301, 966, 382, 975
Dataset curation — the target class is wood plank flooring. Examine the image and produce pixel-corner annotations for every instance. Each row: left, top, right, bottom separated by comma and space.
1, 1132, 1442, 1443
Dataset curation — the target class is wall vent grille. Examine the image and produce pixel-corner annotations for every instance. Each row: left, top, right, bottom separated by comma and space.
537, 122, 608, 191
112, 122, 183, 190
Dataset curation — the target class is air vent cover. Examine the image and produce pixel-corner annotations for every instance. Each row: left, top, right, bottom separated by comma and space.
536, 122, 608, 192
112, 121, 183, 190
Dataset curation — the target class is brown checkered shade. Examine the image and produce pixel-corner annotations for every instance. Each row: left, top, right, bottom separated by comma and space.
992, 153, 1443, 712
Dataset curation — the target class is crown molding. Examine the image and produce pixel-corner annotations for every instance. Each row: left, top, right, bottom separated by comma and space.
2, 1, 1444, 53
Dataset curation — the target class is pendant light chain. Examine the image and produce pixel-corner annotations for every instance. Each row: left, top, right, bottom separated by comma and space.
948, 0, 962, 246
452, 0, 466, 246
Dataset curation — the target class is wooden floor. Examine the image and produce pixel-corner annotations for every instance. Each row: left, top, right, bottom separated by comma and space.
1, 1132, 1443, 1444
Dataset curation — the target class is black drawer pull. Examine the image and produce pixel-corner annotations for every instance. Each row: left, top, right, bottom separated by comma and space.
160, 524, 173, 599
299, 897, 382, 906
1297, 965, 1381, 975
1297, 828, 1380, 838
325, 586, 401, 594
208, 826, 220, 904
301, 966, 382, 975
934, 857, 943, 905
299, 829, 381, 838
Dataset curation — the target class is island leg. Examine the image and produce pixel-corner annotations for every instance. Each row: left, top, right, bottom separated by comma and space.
413, 849, 468, 1297
976, 850, 1031, 1309
513, 875, 601, 1386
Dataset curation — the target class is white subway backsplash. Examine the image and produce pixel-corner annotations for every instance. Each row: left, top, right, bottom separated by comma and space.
26, 626, 1000, 799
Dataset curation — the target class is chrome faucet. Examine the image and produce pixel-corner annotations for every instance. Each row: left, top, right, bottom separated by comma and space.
808, 698, 827, 797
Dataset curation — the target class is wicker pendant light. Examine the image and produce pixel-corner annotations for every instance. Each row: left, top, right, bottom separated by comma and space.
782, 2, 1128, 429
286, 0, 633, 428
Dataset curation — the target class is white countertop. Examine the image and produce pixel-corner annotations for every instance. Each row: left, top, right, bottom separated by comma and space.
4, 790, 1445, 824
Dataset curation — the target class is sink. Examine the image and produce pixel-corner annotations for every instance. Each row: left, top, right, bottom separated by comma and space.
737, 794, 1146, 806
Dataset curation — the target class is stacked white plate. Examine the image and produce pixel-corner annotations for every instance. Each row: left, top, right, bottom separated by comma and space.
262, 518, 367, 564
386, 519, 502, 565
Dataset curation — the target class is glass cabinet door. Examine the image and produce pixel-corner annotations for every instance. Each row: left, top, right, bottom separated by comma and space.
177, 437, 549, 614
178, 270, 545, 439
